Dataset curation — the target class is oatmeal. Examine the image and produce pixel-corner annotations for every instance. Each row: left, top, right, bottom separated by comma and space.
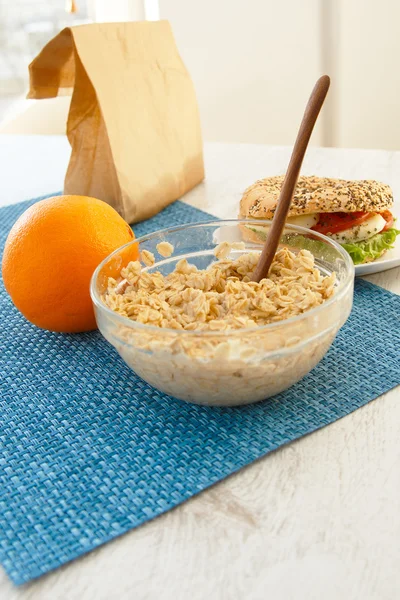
140, 249, 155, 267
156, 241, 174, 257
103, 243, 335, 331
97, 241, 349, 406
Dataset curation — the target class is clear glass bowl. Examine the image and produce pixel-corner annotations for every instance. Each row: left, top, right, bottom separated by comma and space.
90, 219, 354, 407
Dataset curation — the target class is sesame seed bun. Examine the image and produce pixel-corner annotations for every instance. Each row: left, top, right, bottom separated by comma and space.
239, 176, 394, 219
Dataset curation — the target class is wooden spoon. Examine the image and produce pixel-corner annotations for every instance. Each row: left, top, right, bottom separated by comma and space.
250, 75, 330, 282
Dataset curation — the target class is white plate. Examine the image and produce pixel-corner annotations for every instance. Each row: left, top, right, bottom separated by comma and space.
355, 240, 400, 276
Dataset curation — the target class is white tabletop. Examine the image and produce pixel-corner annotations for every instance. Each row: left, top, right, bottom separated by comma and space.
1, 136, 399, 600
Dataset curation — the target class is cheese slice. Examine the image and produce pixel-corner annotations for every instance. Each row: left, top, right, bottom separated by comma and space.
245, 215, 318, 239
329, 214, 386, 244
245, 212, 387, 245
286, 213, 319, 229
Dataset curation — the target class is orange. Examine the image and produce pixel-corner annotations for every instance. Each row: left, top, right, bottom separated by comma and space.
2, 195, 138, 333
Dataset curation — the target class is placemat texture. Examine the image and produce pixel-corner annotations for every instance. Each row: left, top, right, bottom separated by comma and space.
1, 194, 400, 585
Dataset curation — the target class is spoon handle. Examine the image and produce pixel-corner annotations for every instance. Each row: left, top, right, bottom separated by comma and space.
251, 75, 330, 282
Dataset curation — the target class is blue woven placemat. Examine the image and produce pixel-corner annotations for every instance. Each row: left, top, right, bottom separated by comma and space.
1, 194, 400, 585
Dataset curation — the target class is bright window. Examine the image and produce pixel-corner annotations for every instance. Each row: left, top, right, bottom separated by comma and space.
0, 0, 92, 119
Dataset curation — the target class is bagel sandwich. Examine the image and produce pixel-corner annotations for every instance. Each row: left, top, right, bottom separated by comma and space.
239, 176, 399, 264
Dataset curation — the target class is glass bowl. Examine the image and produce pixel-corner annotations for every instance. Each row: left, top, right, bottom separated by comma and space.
90, 219, 354, 407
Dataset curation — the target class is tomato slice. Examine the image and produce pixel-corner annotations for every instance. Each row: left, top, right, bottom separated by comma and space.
380, 210, 394, 231
312, 212, 371, 235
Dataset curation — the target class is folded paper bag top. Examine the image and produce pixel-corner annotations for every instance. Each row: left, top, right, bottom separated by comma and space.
28, 21, 205, 224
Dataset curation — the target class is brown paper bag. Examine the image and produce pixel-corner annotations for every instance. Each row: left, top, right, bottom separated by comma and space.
28, 21, 204, 224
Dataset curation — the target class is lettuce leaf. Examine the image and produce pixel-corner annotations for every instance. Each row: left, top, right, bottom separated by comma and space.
280, 232, 333, 256
245, 224, 400, 265
341, 228, 400, 265
246, 227, 329, 254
